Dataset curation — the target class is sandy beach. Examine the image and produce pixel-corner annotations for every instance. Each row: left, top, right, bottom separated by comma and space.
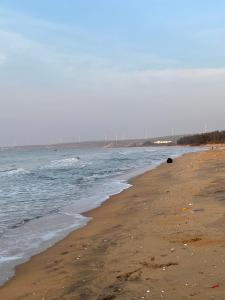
1, 149, 225, 299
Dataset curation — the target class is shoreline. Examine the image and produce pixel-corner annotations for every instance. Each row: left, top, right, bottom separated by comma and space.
0, 147, 195, 287
0, 155, 164, 287
0, 156, 157, 287
2, 148, 225, 299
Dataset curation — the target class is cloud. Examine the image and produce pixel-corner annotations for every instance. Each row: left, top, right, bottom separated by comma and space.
0, 30, 43, 53
195, 27, 225, 40
90, 67, 225, 89
0, 53, 7, 64
0, 15, 224, 88
0, 7, 110, 83
0, 28, 109, 87
0, 5, 186, 87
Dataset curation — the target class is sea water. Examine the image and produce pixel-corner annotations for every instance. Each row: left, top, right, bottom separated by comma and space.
0, 145, 199, 285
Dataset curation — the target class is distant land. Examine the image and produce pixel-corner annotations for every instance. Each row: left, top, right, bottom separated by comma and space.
178, 130, 225, 146
0, 135, 183, 150
1, 131, 225, 150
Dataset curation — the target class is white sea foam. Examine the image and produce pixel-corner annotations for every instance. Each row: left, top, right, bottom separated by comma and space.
42, 157, 80, 169
0, 255, 22, 263
0, 212, 90, 286
0, 168, 29, 176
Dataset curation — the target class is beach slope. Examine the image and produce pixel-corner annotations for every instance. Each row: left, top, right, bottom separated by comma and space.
1, 149, 225, 299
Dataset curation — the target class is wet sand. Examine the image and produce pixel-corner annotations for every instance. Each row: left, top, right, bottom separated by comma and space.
1, 149, 225, 299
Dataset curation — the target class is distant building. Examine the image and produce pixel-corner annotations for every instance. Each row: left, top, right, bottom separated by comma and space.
154, 140, 173, 144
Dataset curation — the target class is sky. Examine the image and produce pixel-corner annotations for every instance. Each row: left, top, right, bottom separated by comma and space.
0, 0, 225, 146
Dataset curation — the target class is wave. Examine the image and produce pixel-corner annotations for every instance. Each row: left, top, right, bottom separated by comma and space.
0, 168, 29, 176
41, 157, 80, 170
9, 215, 42, 229
9, 208, 60, 230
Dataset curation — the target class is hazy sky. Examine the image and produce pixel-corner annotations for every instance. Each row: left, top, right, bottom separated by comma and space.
1, 0, 225, 146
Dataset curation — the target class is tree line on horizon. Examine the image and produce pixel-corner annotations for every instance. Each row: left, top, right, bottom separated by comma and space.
177, 130, 225, 145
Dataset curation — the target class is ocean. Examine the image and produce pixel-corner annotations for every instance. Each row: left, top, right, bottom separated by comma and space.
0, 145, 199, 285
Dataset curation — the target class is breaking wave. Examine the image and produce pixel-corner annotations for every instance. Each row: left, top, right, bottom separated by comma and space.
41, 157, 80, 169
0, 168, 29, 176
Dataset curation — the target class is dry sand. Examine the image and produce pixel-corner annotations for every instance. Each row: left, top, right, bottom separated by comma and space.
1, 149, 225, 300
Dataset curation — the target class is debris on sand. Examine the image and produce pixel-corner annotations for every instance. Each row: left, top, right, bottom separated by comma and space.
167, 158, 173, 164
211, 284, 220, 288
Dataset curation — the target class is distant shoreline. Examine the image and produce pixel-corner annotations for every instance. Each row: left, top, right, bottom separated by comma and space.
0, 134, 183, 150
